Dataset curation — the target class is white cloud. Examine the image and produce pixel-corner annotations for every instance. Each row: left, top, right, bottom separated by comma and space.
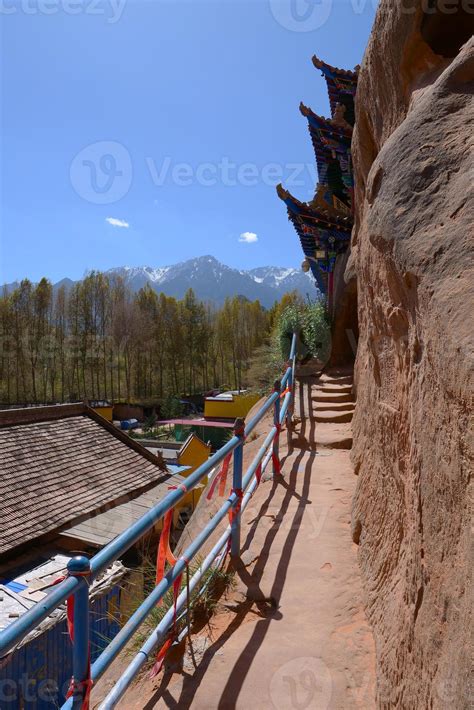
239, 231, 258, 244
105, 217, 129, 228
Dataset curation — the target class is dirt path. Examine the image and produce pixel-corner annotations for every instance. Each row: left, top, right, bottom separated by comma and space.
93, 377, 376, 709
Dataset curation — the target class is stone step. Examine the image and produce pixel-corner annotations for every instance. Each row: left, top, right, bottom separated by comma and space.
315, 384, 353, 394
314, 410, 354, 424
315, 432, 353, 450
313, 402, 355, 412
318, 374, 353, 386
313, 392, 353, 404
322, 366, 354, 377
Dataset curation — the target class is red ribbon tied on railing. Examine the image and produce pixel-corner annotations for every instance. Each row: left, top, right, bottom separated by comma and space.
207, 422, 246, 502
150, 553, 188, 678
272, 423, 282, 475
228, 487, 244, 525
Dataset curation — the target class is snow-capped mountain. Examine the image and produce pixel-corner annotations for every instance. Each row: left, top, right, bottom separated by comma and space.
105, 256, 316, 307
247, 266, 313, 291
3, 256, 317, 308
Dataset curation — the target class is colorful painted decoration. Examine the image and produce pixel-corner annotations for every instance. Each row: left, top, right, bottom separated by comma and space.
312, 56, 358, 126
276, 56, 357, 301
299, 102, 353, 211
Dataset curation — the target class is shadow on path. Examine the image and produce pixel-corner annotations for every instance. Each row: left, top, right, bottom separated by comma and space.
216, 449, 315, 708
142, 445, 315, 709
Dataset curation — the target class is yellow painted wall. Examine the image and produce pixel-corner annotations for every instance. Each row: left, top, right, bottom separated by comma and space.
177, 433, 212, 487
204, 392, 260, 420
92, 405, 113, 422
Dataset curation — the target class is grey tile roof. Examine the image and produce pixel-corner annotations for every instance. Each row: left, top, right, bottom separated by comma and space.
59, 470, 191, 547
0, 407, 169, 555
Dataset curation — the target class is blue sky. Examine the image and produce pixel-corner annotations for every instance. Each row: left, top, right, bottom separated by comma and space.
1, 0, 377, 284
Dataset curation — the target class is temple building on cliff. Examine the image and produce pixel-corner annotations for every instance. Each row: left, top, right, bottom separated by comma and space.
277, 56, 358, 312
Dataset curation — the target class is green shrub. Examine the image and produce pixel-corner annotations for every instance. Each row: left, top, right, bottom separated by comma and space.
277, 299, 331, 362
277, 304, 304, 360
160, 395, 184, 419
301, 300, 331, 363
143, 413, 157, 433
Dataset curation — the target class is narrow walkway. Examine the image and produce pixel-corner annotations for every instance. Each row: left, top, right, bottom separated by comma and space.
100, 375, 376, 709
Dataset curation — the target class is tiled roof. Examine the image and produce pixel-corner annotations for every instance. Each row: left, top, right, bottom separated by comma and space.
59, 471, 192, 547
0, 405, 170, 555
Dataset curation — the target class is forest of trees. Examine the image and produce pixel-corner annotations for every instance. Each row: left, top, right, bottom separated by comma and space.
0, 273, 285, 406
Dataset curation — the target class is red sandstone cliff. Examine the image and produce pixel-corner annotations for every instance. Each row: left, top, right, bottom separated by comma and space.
348, 2, 473, 708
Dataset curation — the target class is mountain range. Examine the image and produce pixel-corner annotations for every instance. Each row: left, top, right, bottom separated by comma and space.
4, 256, 317, 308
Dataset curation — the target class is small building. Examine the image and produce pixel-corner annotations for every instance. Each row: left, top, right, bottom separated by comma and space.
112, 401, 159, 423
88, 400, 114, 422
0, 403, 191, 708
203, 390, 260, 420
0, 403, 192, 558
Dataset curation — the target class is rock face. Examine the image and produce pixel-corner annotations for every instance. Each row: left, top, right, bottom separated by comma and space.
348, 3, 473, 708
329, 250, 358, 366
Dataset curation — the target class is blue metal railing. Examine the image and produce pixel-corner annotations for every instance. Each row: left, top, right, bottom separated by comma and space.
0, 334, 297, 709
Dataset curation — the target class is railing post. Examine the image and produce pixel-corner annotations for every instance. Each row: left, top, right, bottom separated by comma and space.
286, 366, 294, 455
273, 379, 281, 476
67, 555, 90, 710
230, 417, 244, 557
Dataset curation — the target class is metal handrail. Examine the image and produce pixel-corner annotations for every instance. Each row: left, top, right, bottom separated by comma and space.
0, 333, 297, 709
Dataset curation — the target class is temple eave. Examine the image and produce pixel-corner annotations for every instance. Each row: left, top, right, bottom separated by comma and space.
312, 54, 359, 80
278, 187, 352, 230
279, 56, 358, 297
300, 102, 351, 133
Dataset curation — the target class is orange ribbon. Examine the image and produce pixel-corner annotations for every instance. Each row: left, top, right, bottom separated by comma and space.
155, 484, 187, 594
155, 509, 176, 591
152, 484, 189, 676
206, 452, 232, 500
